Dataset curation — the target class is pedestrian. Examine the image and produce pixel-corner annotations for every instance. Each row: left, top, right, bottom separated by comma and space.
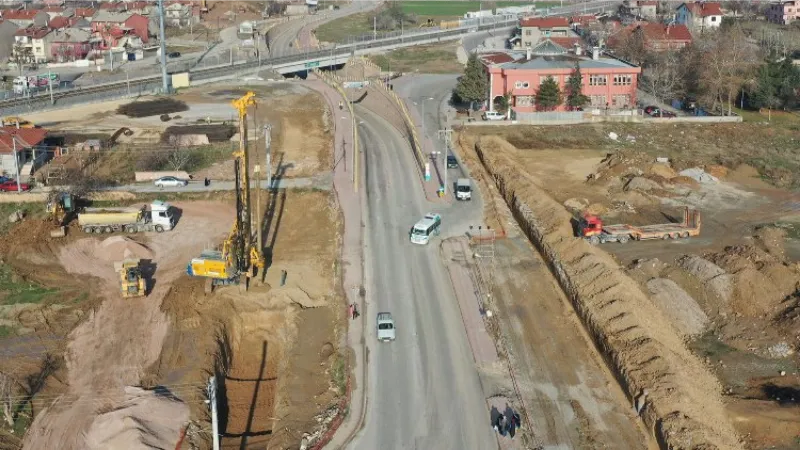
352, 303, 359, 319
204, 177, 210, 187
348, 303, 354, 320
339, 100, 343, 111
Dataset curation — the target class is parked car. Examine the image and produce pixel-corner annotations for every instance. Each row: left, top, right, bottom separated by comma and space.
446, 155, 458, 169
0, 176, 11, 184
482, 111, 505, 121
646, 108, 676, 118
643, 105, 659, 115
154, 176, 188, 188
0, 181, 30, 192
168, 52, 181, 58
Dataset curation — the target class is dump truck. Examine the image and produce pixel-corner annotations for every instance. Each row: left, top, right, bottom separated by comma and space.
578, 207, 701, 245
77, 200, 174, 234
114, 259, 146, 298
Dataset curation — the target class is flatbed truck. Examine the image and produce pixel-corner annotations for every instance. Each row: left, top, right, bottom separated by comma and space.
578, 207, 701, 245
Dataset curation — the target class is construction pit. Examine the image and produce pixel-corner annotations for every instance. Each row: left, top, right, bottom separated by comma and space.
457, 122, 800, 450
0, 82, 343, 450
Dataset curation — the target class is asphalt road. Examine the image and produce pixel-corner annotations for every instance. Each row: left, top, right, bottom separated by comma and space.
351, 97, 494, 448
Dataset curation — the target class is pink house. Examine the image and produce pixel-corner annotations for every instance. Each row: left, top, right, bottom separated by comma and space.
766, 1, 800, 25
483, 40, 641, 113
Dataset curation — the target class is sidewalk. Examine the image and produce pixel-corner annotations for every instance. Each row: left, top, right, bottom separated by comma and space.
304, 78, 367, 450
441, 238, 523, 450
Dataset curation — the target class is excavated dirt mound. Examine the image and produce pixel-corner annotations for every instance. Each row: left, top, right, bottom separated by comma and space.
678, 255, 734, 303
646, 278, 709, 338
707, 235, 800, 318
85, 386, 189, 449
471, 135, 742, 449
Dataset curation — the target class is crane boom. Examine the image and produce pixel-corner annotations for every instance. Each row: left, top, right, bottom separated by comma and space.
186, 91, 264, 292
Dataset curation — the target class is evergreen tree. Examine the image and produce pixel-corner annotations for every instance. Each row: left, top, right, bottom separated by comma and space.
749, 55, 800, 110
565, 62, 589, 110
535, 76, 562, 111
454, 53, 488, 106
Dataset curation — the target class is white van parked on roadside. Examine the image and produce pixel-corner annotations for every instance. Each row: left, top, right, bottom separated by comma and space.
482, 110, 505, 121
410, 213, 441, 245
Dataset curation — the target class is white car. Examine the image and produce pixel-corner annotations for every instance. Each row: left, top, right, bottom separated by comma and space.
482, 111, 505, 121
154, 176, 188, 188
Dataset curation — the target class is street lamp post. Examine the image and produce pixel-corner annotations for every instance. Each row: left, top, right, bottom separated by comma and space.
0, 130, 23, 194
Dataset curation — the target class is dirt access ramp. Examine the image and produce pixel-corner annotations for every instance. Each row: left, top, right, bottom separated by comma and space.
466, 135, 742, 449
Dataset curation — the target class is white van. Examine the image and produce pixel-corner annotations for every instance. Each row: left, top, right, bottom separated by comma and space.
482, 110, 505, 121
410, 213, 441, 245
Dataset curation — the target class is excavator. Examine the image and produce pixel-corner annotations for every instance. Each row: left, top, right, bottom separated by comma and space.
46, 191, 76, 238
186, 92, 265, 293
114, 259, 146, 298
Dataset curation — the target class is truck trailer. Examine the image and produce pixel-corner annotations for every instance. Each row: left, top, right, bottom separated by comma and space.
77, 200, 175, 234
578, 207, 701, 244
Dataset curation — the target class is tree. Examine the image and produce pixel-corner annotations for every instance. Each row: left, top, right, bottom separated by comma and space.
535, 76, 562, 111
454, 53, 488, 106
10, 43, 33, 74
615, 27, 648, 65
565, 62, 589, 110
166, 139, 195, 172
749, 55, 800, 110
643, 52, 684, 114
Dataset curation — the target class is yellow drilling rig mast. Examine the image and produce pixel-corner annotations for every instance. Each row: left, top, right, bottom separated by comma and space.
187, 91, 265, 292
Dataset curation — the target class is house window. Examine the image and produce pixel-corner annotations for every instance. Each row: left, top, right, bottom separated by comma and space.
525, 30, 531, 36
612, 94, 631, 108
711, 16, 717, 22
514, 81, 530, 89
613, 74, 632, 86
515, 95, 534, 107
590, 95, 607, 107
589, 75, 607, 86
543, 29, 551, 36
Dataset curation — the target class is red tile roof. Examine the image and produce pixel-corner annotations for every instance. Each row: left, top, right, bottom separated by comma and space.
43, 6, 64, 13
48, 16, 69, 29
570, 15, 597, 25
519, 17, 570, 28
0, 128, 47, 153
3, 10, 43, 20
74, 8, 95, 18
480, 52, 517, 65
14, 26, 51, 39
611, 22, 692, 47
683, 1, 723, 17
550, 36, 583, 48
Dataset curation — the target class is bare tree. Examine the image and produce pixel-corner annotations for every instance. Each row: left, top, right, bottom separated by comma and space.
614, 27, 648, 65
693, 26, 759, 115
166, 138, 194, 172
10, 43, 33, 74
643, 52, 684, 113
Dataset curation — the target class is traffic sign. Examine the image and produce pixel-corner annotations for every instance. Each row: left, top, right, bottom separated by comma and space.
304, 61, 320, 68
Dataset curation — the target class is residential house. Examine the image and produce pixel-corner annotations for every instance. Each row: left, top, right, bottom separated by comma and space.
164, 2, 199, 27
482, 40, 641, 112
50, 28, 93, 61
609, 22, 693, 52
676, 2, 723, 31
766, 1, 800, 25
13, 26, 54, 63
0, 20, 19, 62
2, 10, 49, 28
42, 6, 73, 21
120, 1, 153, 16
98, 2, 125, 12
519, 17, 575, 48
91, 11, 149, 47
0, 127, 47, 178
634, 1, 658, 19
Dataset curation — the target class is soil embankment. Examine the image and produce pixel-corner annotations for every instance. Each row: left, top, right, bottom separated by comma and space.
468, 135, 742, 449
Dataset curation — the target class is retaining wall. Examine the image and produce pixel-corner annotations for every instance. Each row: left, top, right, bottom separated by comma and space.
471, 135, 742, 450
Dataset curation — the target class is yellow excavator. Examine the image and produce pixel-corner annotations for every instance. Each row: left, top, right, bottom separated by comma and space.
186, 92, 265, 293
46, 191, 76, 238
115, 259, 146, 298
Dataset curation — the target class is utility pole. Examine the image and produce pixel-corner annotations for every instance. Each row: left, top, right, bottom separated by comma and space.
47, 70, 53, 105
373, 15, 377, 41
206, 377, 220, 450
438, 128, 453, 197
260, 123, 272, 253
158, 0, 169, 94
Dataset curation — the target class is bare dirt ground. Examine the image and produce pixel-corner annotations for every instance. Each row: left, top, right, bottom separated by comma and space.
458, 122, 800, 450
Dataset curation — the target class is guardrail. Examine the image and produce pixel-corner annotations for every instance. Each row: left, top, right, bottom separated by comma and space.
0, 1, 620, 114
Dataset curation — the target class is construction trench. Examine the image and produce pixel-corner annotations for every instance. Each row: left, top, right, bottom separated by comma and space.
464, 135, 743, 450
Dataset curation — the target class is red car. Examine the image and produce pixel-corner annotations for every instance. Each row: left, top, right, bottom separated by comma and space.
0, 181, 30, 192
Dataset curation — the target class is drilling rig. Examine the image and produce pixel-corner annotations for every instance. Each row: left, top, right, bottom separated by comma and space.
187, 91, 265, 293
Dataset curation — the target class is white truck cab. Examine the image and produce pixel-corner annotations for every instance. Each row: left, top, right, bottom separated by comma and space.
376, 312, 396, 342
410, 213, 441, 245
455, 178, 472, 201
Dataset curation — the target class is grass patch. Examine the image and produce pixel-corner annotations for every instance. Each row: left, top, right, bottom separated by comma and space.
331, 352, 347, 395
0, 325, 14, 338
370, 43, 462, 74
0, 264, 57, 306
315, 11, 376, 43
92, 143, 233, 184
0, 203, 44, 236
